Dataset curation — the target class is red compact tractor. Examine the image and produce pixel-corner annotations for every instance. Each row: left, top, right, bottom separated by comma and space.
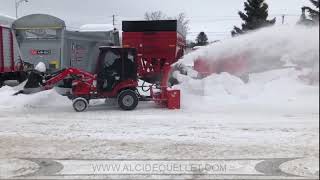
36, 20, 186, 112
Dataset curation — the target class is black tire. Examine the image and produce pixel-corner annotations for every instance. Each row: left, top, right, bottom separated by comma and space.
118, 90, 139, 111
0, 76, 3, 88
72, 98, 89, 112
18, 72, 28, 83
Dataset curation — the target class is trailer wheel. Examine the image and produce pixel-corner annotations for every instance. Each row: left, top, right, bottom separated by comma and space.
73, 98, 89, 112
118, 90, 139, 111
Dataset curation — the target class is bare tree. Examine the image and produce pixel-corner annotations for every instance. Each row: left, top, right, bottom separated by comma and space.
175, 13, 190, 36
144, 11, 189, 36
144, 11, 167, 20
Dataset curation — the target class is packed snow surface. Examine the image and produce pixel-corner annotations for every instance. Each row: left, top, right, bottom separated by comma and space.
0, 68, 319, 142
0, 68, 317, 113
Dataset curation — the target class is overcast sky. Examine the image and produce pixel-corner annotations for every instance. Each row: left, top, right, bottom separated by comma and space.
0, 0, 312, 40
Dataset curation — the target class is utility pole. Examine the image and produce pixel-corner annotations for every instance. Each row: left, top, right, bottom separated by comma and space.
282, 14, 285, 24
15, 0, 29, 18
112, 14, 116, 27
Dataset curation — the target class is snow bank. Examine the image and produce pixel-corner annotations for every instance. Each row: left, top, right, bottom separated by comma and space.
0, 86, 69, 109
0, 69, 318, 112
180, 25, 319, 73
176, 68, 319, 112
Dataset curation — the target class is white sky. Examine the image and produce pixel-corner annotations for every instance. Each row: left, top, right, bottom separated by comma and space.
0, 0, 312, 41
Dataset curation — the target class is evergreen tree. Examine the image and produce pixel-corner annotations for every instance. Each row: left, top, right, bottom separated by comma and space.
308, 0, 320, 20
195, 32, 209, 46
231, 0, 276, 36
298, 0, 319, 25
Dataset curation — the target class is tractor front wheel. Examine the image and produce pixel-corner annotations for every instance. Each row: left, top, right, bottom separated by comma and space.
118, 90, 139, 111
73, 97, 89, 112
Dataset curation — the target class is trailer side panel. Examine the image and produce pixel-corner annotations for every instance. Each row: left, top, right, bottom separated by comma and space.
0, 27, 4, 72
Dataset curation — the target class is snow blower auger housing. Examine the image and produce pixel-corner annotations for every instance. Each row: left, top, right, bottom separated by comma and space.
40, 47, 180, 112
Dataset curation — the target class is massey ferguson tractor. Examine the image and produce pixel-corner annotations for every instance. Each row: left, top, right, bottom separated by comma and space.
25, 20, 186, 112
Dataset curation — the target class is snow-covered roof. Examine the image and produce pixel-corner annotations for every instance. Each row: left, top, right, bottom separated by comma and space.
79, 24, 114, 32
0, 13, 15, 27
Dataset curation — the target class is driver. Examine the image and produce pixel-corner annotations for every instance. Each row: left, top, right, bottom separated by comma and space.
98, 52, 121, 91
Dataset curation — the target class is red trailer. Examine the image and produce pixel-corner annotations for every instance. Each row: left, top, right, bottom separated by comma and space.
0, 25, 27, 87
0, 25, 15, 72
122, 20, 186, 83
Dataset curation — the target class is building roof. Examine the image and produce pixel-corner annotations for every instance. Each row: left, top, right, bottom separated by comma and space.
12, 14, 66, 29
79, 24, 115, 32
0, 13, 15, 27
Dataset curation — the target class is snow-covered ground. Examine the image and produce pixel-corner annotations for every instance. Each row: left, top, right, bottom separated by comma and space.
0, 68, 318, 179
0, 25, 319, 179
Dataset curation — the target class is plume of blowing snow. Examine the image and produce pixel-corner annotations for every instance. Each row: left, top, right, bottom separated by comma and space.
180, 25, 319, 75
174, 25, 319, 110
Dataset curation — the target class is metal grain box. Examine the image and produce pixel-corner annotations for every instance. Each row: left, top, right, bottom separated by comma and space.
12, 14, 120, 73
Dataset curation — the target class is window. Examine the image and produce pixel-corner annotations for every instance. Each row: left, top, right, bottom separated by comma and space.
128, 51, 135, 62
22, 29, 59, 39
104, 51, 120, 68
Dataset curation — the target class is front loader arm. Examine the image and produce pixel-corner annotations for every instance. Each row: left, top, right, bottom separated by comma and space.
44, 68, 96, 89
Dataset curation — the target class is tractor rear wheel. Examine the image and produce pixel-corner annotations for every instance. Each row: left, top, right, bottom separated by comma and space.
118, 90, 139, 111
73, 97, 89, 112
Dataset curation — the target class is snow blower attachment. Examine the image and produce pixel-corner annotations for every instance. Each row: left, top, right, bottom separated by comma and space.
121, 20, 185, 109
150, 63, 181, 109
